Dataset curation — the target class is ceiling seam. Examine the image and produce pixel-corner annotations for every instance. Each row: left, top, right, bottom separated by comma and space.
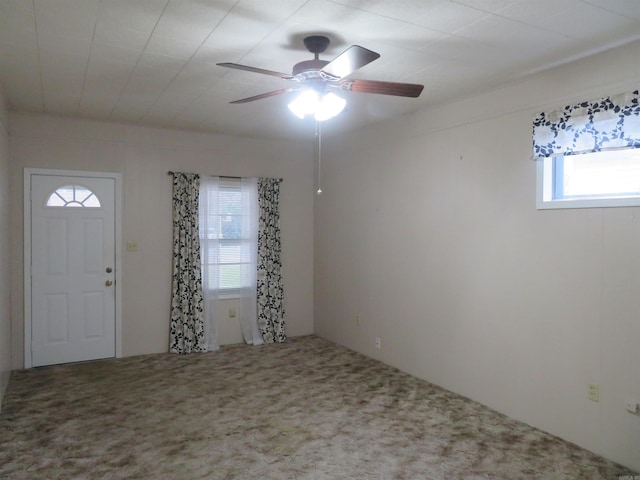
580, 0, 640, 19
31, 0, 45, 113
164, 0, 307, 129
77, 0, 101, 116
106, 0, 171, 120
139, 0, 244, 125
325, 0, 459, 45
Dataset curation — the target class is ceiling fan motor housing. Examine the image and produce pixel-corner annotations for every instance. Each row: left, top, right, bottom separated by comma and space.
292, 59, 330, 76
303, 35, 330, 55
293, 35, 331, 76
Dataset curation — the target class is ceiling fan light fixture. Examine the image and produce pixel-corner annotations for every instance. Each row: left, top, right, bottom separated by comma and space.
315, 92, 346, 121
287, 89, 320, 119
288, 90, 346, 121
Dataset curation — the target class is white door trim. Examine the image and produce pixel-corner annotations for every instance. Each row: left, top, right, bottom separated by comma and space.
24, 168, 123, 368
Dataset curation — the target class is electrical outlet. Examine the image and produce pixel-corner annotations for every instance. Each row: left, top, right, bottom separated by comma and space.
588, 383, 600, 402
375, 337, 381, 350
126, 240, 138, 252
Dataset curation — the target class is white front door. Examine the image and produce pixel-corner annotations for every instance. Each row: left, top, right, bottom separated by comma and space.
29, 173, 116, 367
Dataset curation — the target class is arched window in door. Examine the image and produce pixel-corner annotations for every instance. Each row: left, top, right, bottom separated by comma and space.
46, 185, 101, 207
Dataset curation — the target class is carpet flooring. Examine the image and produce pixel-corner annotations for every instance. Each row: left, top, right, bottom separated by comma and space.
0, 335, 635, 479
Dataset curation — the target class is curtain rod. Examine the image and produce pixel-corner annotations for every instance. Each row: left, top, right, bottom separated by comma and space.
167, 171, 282, 182
167, 171, 239, 179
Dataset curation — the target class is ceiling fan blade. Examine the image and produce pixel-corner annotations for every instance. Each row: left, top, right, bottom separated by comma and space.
339, 79, 424, 98
229, 88, 299, 104
320, 45, 380, 80
217, 62, 295, 80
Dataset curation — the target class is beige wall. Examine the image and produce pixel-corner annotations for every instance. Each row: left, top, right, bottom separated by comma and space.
0, 85, 10, 409
314, 40, 640, 471
10, 115, 314, 368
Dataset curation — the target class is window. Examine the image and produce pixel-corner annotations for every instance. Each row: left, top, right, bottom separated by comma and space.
46, 185, 101, 207
199, 177, 257, 295
538, 150, 640, 209
533, 90, 640, 209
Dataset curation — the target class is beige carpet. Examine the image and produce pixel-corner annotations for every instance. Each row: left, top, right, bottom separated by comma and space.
0, 335, 634, 479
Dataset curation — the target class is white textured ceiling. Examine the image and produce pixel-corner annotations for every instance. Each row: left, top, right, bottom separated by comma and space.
1, 0, 639, 140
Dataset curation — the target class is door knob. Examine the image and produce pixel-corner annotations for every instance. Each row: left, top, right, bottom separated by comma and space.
106, 267, 113, 273
105, 280, 113, 286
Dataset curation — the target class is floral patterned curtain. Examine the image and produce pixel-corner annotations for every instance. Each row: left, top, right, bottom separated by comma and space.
532, 90, 640, 159
169, 172, 207, 354
257, 178, 286, 343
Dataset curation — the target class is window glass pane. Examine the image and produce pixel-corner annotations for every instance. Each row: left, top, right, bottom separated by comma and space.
219, 243, 241, 264
219, 241, 252, 260
46, 194, 66, 207
46, 185, 101, 207
560, 150, 640, 198
82, 195, 101, 207
200, 179, 254, 292
77, 191, 100, 207
219, 264, 241, 290
203, 215, 222, 238
74, 186, 92, 201
220, 188, 242, 239
204, 268, 216, 289
56, 186, 75, 202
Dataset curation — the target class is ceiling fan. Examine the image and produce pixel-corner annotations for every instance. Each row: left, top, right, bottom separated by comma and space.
216, 35, 424, 107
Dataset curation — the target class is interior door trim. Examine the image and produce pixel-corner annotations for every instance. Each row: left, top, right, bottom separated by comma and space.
24, 168, 123, 368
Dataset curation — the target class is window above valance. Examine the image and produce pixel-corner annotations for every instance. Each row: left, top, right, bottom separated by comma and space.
532, 90, 640, 159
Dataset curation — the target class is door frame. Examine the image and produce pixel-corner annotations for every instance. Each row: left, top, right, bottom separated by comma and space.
24, 168, 123, 368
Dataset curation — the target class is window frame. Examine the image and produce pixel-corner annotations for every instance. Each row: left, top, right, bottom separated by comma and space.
536, 152, 640, 210
200, 178, 254, 298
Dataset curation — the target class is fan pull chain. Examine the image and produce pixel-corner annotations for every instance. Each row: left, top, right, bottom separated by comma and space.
315, 120, 323, 195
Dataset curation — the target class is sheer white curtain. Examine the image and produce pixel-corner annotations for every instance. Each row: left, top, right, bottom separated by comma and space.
238, 177, 263, 345
199, 176, 262, 349
199, 176, 221, 351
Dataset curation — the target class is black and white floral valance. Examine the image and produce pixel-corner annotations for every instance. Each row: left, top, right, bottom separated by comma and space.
532, 90, 640, 159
